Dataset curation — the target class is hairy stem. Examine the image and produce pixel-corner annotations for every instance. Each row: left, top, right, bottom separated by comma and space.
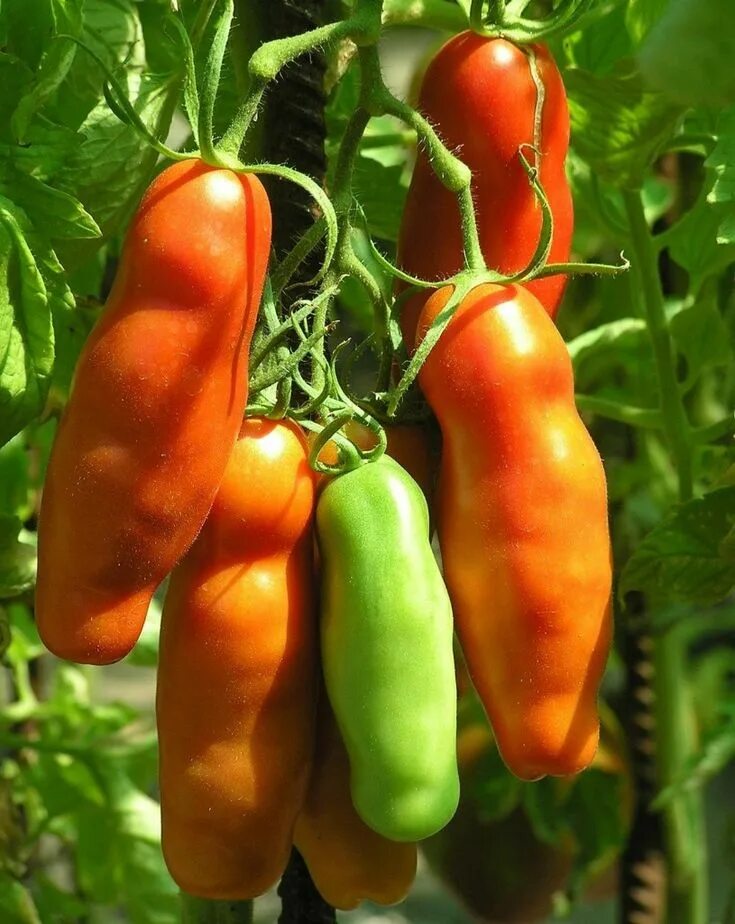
623, 188, 706, 924
180, 896, 253, 924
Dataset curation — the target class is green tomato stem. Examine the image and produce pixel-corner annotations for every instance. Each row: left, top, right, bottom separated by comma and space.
652, 626, 707, 924
381, 0, 469, 30
470, 0, 487, 30
623, 188, 706, 924
375, 90, 483, 271
574, 395, 662, 429
189, 0, 220, 50
222, 18, 357, 154
622, 190, 692, 501
486, 0, 507, 27
180, 895, 253, 924
692, 416, 735, 444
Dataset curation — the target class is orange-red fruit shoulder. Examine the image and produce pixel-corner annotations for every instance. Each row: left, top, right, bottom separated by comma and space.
36, 160, 271, 664
416, 284, 612, 780
156, 418, 317, 900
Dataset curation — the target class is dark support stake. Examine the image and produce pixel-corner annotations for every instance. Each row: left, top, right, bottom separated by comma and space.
261, 0, 328, 277
619, 597, 667, 924
257, 3, 334, 919
278, 849, 336, 924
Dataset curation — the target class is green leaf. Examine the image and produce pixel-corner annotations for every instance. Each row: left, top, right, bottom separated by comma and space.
0, 0, 56, 70
76, 770, 178, 923
563, 768, 629, 897
0, 168, 100, 241
706, 107, 735, 245
0, 55, 34, 135
470, 744, 523, 824
567, 318, 653, 397
11, 0, 85, 141
0, 117, 83, 180
669, 295, 732, 383
566, 61, 683, 190
638, 0, 735, 107
42, 246, 89, 403
625, 0, 671, 43
23, 751, 104, 822
6, 602, 44, 664
54, 72, 180, 269
563, 3, 633, 74
655, 709, 735, 805
0, 875, 41, 924
0, 204, 55, 446
522, 777, 568, 844
719, 213, 735, 246
567, 149, 674, 251
51, 0, 146, 130
568, 318, 648, 367
0, 436, 29, 519
0, 527, 36, 600
664, 185, 735, 291
354, 157, 409, 244
30, 878, 87, 923
523, 767, 628, 898
620, 486, 735, 605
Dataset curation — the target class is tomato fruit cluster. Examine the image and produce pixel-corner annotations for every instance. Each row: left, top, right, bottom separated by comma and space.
35, 28, 613, 914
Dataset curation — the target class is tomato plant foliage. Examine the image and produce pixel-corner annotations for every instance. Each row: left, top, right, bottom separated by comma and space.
0, 0, 734, 922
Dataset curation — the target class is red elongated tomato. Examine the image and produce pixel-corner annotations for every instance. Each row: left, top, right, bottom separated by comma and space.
416, 283, 612, 780
36, 160, 271, 664
398, 33, 573, 329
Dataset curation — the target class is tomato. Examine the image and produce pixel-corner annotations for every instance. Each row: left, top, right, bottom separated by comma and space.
398, 32, 573, 330
294, 692, 417, 910
317, 455, 458, 840
156, 418, 316, 900
416, 283, 612, 780
36, 160, 271, 664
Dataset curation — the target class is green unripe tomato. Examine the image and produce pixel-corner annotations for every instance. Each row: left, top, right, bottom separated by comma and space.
317, 455, 459, 842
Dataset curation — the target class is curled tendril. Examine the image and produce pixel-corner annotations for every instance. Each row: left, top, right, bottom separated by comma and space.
308, 409, 388, 478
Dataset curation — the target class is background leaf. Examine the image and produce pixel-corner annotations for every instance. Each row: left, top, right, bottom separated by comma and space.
620, 486, 735, 605
566, 61, 684, 190
638, 0, 735, 107
0, 206, 55, 446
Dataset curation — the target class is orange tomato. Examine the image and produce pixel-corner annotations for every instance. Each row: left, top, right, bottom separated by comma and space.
156, 418, 317, 899
294, 693, 417, 910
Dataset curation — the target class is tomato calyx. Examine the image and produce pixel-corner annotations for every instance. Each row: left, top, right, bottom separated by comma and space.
470, 0, 597, 44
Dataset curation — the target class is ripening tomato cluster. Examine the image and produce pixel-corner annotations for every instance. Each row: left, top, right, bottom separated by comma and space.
35, 32, 612, 912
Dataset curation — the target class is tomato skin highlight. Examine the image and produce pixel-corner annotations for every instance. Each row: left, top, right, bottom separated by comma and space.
156, 418, 317, 901
36, 160, 271, 665
416, 284, 612, 780
317, 455, 459, 841
398, 32, 573, 325
294, 693, 418, 911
